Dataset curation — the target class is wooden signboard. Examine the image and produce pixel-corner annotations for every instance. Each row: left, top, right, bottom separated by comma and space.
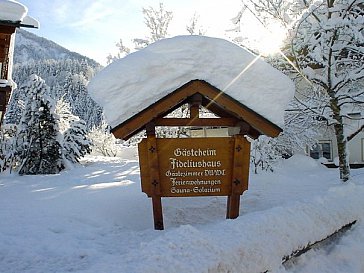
138, 135, 251, 229
107, 80, 283, 230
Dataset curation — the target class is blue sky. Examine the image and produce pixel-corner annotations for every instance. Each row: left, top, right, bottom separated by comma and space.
20, 0, 243, 65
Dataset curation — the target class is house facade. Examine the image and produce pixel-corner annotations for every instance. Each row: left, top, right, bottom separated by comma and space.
308, 117, 364, 168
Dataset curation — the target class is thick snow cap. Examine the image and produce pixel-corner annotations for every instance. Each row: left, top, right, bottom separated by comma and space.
0, 0, 39, 28
0, 0, 27, 22
22, 15, 39, 28
88, 36, 295, 129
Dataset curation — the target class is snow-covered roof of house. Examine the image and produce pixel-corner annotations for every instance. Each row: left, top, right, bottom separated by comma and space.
88, 35, 295, 130
0, 0, 39, 28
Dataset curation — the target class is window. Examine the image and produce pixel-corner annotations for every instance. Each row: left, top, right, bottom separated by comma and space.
310, 141, 332, 161
310, 145, 320, 159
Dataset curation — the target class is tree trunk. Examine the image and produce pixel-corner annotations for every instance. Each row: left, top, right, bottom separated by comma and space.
331, 99, 350, 182
334, 122, 350, 182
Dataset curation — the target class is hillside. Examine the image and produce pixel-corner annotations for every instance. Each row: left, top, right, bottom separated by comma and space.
14, 29, 100, 67
7, 30, 103, 129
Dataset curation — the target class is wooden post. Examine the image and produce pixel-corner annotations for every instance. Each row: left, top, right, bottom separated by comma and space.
189, 93, 202, 120
145, 123, 164, 230
227, 134, 250, 219
227, 135, 242, 219
226, 195, 240, 219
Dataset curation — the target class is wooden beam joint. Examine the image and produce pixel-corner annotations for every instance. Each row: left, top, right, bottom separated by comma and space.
189, 93, 202, 119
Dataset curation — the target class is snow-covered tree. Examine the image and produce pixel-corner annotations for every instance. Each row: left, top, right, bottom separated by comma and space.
55, 98, 91, 165
186, 13, 206, 35
233, 0, 364, 181
17, 75, 63, 175
10, 58, 102, 129
136, 2, 173, 47
251, 106, 325, 173
106, 39, 131, 64
1, 76, 92, 174
291, 0, 364, 181
251, 136, 281, 173
87, 120, 121, 157
107, 2, 173, 63
0, 124, 19, 172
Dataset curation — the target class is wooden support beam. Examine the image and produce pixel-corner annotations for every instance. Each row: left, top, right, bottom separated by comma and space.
226, 194, 240, 219
145, 122, 164, 230
151, 196, 164, 230
0, 54, 7, 61
227, 134, 250, 219
111, 80, 282, 140
227, 135, 242, 219
145, 122, 156, 136
0, 26, 16, 35
154, 117, 239, 127
189, 93, 202, 119
201, 97, 235, 118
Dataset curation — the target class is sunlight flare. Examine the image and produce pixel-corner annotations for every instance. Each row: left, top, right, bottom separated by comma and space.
258, 23, 287, 56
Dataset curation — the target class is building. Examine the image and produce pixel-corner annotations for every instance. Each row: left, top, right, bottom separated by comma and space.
308, 112, 364, 168
0, 0, 38, 123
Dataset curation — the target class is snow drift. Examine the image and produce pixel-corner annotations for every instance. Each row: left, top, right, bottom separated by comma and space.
1, 154, 364, 273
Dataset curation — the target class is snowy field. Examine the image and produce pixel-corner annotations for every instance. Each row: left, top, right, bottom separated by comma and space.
1, 148, 364, 273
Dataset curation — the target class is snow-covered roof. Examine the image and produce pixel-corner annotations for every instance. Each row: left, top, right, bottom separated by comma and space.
22, 15, 39, 28
0, 0, 27, 22
0, 0, 39, 28
88, 36, 295, 128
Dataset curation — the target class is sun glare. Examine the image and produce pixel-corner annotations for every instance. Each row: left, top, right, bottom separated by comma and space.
257, 23, 287, 56
239, 12, 288, 56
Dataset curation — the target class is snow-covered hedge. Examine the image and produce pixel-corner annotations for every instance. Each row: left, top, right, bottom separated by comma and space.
121, 183, 363, 273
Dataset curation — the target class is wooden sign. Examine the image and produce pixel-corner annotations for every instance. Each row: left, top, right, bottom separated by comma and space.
138, 135, 251, 229
139, 137, 237, 197
103, 79, 282, 230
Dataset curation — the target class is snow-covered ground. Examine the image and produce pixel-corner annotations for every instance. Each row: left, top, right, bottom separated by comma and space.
1, 148, 364, 273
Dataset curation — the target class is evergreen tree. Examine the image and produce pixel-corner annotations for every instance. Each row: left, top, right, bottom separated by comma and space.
55, 98, 91, 164
17, 75, 63, 175
1, 77, 93, 174
0, 124, 18, 173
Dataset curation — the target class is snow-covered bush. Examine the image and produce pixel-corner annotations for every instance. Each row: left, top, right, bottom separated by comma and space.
251, 104, 324, 173
88, 120, 121, 157
251, 136, 281, 174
